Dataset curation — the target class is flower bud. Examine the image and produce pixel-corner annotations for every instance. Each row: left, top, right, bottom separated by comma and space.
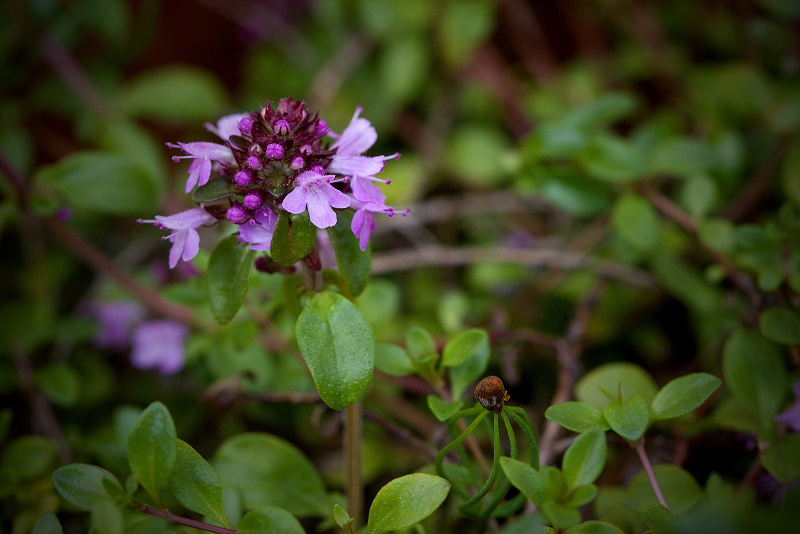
238, 116, 254, 136
226, 204, 249, 224
247, 155, 263, 170
275, 119, 290, 136
265, 143, 285, 159
235, 170, 253, 187
243, 192, 262, 210
474, 376, 509, 413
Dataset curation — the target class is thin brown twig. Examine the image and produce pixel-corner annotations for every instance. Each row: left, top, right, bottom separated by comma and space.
371, 245, 655, 287
363, 410, 438, 461
133, 502, 235, 534
538, 283, 605, 466
12, 350, 74, 463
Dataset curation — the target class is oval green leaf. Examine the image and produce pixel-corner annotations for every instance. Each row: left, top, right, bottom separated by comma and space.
208, 235, 256, 324
192, 176, 237, 203
127, 401, 176, 505
650, 373, 722, 421
237, 506, 305, 534
270, 211, 316, 267
499, 457, 548, 507
426, 395, 463, 422
603, 396, 649, 442
406, 326, 437, 362
564, 521, 626, 534
366, 473, 450, 534
626, 464, 701, 515
722, 329, 786, 426
34, 363, 80, 407
562, 428, 607, 491
52, 464, 123, 511
760, 306, 800, 345
168, 439, 231, 528
33, 151, 159, 215
545, 402, 610, 433
32, 512, 63, 534
328, 209, 371, 297
441, 328, 489, 368
612, 194, 661, 253
575, 363, 658, 411
295, 291, 375, 410
374, 343, 414, 376
213, 433, 328, 517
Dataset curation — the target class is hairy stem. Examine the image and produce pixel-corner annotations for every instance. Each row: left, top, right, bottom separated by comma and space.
634, 439, 669, 510
133, 502, 235, 534
345, 400, 363, 528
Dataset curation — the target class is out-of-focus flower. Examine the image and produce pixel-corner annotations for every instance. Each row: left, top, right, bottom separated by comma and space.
775, 380, 800, 433
130, 320, 189, 375
166, 142, 236, 193
138, 208, 216, 269
87, 301, 145, 350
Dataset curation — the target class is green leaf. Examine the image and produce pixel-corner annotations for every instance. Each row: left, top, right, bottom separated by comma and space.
579, 135, 647, 183
603, 396, 649, 442
32, 512, 63, 534
722, 329, 787, 426
328, 209, 371, 297
34, 363, 80, 407
406, 326, 437, 361
526, 125, 588, 160
213, 433, 328, 517
761, 432, 800, 483
333, 503, 354, 532
641, 503, 672, 531
3, 435, 56, 480
562, 428, 607, 491
649, 138, 715, 177
366, 473, 450, 534
295, 291, 375, 410
575, 363, 659, 411
650, 373, 722, 421
90, 497, 123, 534
168, 440, 232, 528
612, 194, 661, 252
192, 176, 237, 203
626, 464, 701, 515
449, 337, 491, 399
51, 464, 123, 511
374, 343, 414, 376
564, 521, 626, 534
237, 506, 305, 534
33, 151, 159, 215
446, 125, 510, 186
561, 93, 637, 131
760, 306, 800, 345
270, 211, 316, 267
564, 483, 598, 508
208, 235, 256, 324
441, 329, 489, 368
427, 396, 463, 422
541, 500, 581, 530
127, 402, 176, 505
698, 218, 735, 252
499, 457, 548, 507
118, 65, 227, 122
544, 402, 610, 433
539, 169, 612, 218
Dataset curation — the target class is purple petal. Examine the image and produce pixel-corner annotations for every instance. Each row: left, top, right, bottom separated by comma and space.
181, 228, 201, 262
168, 230, 187, 269
324, 184, 352, 209
155, 208, 215, 230
238, 223, 274, 251
282, 187, 308, 214
177, 142, 234, 162
776, 401, 800, 434
351, 175, 386, 203
331, 107, 377, 155
131, 320, 189, 375
306, 188, 338, 228
351, 208, 375, 251
327, 155, 384, 177
205, 113, 248, 140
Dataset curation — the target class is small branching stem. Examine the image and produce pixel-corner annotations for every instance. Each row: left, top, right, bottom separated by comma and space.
133, 502, 235, 534
345, 400, 363, 528
634, 439, 669, 510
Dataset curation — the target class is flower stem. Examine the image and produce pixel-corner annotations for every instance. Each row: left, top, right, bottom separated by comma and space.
133, 502, 235, 534
345, 400, 363, 528
634, 439, 669, 510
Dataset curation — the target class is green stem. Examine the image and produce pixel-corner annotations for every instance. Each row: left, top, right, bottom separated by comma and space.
479, 412, 518, 519
435, 410, 489, 482
634, 439, 669, 510
345, 400, 364, 528
460, 413, 501, 510
506, 407, 539, 467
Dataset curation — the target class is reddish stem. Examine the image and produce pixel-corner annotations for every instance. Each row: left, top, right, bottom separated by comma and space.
634, 439, 669, 510
133, 502, 235, 534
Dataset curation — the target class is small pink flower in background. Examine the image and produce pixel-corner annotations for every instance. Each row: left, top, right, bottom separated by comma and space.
87, 301, 145, 350
138, 208, 216, 269
131, 320, 189, 375
776, 380, 800, 433
282, 170, 350, 228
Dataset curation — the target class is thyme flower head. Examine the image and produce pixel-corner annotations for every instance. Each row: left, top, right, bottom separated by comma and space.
140, 98, 404, 268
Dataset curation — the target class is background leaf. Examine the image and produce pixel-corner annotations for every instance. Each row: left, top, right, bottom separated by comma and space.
562, 428, 607, 491
328, 209, 371, 297
650, 373, 721, 421
545, 402, 610, 433
236, 506, 305, 534
295, 291, 375, 410
759, 306, 800, 345
575, 363, 659, 411
213, 433, 328, 518
51, 464, 123, 511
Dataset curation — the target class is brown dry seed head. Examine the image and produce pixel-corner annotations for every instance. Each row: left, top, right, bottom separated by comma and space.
474, 376, 510, 413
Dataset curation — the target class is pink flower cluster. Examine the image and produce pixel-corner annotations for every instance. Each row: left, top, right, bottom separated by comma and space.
140, 99, 406, 269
